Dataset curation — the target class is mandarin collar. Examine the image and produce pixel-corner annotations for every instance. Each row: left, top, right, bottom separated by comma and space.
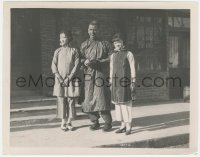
114, 48, 126, 53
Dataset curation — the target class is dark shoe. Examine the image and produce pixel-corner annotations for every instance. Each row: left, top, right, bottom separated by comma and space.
103, 123, 112, 132
115, 127, 126, 133
125, 128, 132, 135
90, 121, 100, 130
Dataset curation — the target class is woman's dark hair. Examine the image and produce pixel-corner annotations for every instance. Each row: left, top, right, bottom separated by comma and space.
59, 30, 73, 42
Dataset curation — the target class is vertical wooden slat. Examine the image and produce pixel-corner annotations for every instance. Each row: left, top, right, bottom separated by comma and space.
175, 36, 179, 68
168, 35, 179, 68
169, 36, 172, 68
172, 36, 175, 67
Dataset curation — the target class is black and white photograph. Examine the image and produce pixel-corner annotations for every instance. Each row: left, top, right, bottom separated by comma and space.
2, 1, 199, 155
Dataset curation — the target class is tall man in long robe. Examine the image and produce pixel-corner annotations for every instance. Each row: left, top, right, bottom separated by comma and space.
80, 21, 112, 131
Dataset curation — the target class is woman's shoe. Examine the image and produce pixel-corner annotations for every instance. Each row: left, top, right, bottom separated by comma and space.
125, 128, 132, 135
67, 123, 74, 131
115, 127, 126, 133
60, 124, 67, 131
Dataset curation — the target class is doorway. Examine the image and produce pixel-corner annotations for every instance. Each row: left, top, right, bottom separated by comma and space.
168, 32, 190, 99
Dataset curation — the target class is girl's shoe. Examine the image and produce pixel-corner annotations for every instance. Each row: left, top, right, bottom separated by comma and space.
125, 127, 132, 135
115, 127, 126, 133
60, 124, 67, 131
67, 123, 74, 131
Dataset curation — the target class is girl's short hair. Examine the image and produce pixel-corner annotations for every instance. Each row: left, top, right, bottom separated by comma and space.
112, 33, 125, 43
59, 30, 73, 42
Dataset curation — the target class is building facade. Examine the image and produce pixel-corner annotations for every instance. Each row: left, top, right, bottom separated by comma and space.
11, 9, 190, 102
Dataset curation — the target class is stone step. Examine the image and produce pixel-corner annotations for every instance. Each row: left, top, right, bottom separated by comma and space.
10, 98, 56, 109
10, 105, 82, 119
11, 105, 57, 112
10, 97, 85, 128
11, 115, 60, 128
10, 113, 88, 132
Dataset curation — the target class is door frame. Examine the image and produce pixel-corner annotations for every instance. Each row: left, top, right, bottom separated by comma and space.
167, 31, 190, 100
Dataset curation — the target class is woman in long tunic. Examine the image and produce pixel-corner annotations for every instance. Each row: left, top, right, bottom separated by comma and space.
80, 21, 112, 131
110, 33, 136, 135
51, 30, 80, 131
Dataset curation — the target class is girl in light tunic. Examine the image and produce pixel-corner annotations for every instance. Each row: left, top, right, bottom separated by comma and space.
110, 33, 136, 135
51, 30, 80, 131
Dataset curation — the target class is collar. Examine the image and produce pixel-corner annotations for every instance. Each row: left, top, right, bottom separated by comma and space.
114, 47, 126, 53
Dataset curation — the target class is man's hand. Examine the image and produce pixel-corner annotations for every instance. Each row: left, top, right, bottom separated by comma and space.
89, 59, 100, 66
55, 73, 64, 84
84, 59, 90, 66
88, 59, 101, 70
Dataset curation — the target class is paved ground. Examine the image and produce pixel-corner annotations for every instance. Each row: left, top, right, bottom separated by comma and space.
10, 102, 189, 148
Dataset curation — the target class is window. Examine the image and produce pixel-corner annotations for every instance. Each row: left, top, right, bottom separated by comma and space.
135, 16, 164, 49
168, 16, 190, 28
126, 14, 165, 72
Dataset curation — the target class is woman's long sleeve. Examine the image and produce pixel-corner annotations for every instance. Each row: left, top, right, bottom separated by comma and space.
51, 49, 60, 74
127, 51, 136, 82
109, 54, 113, 84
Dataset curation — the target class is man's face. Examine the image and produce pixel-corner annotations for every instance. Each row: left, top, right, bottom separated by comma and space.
59, 33, 69, 46
88, 24, 98, 40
